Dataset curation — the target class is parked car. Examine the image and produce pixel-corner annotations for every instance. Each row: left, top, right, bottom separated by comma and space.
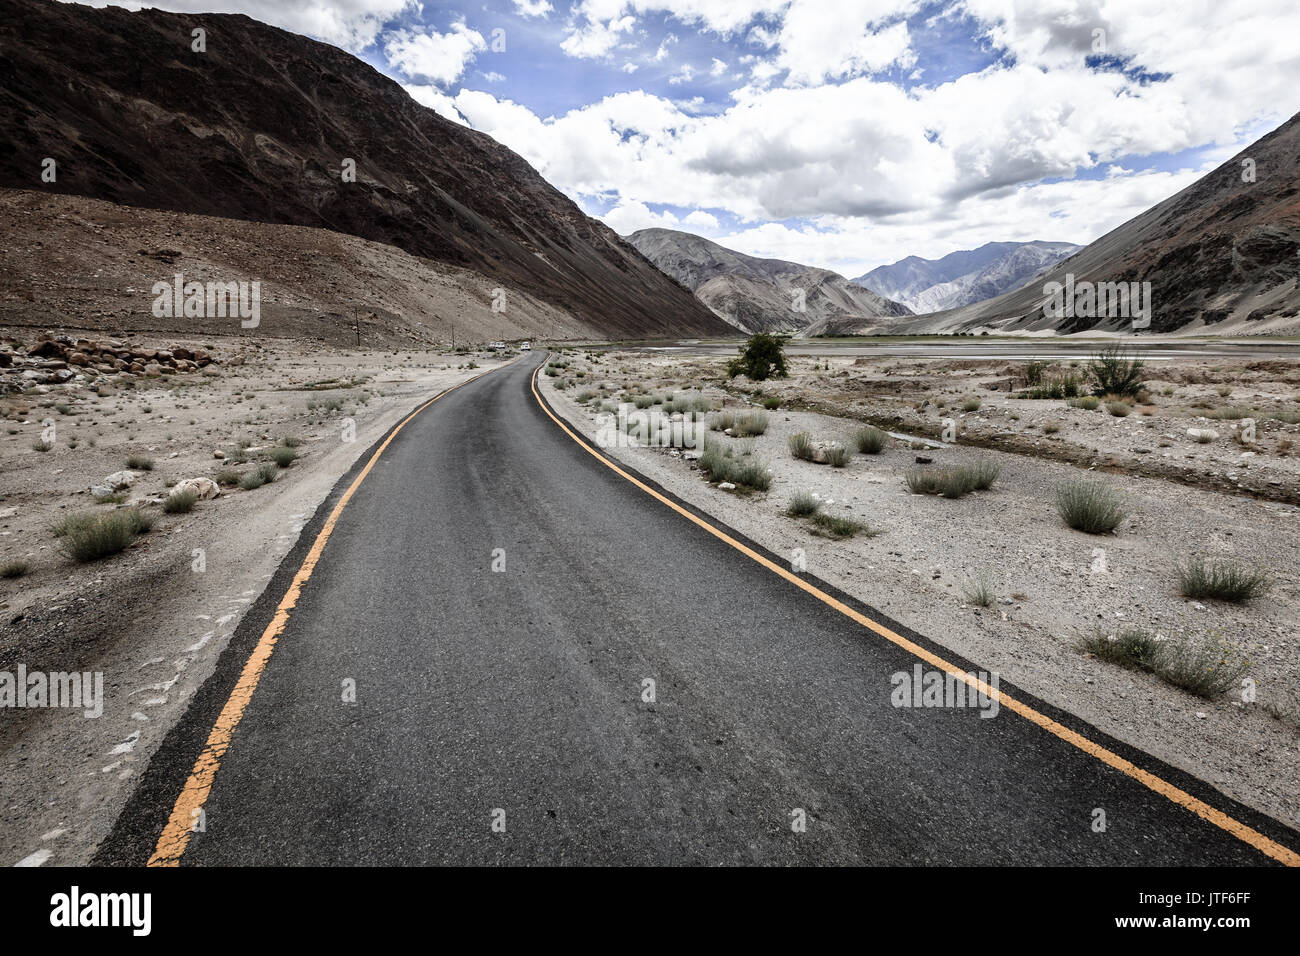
520, 341, 531, 351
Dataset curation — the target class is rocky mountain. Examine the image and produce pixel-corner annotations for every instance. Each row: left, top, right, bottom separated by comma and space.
0, 0, 730, 340
852, 241, 1080, 314
881, 111, 1300, 336
627, 228, 910, 334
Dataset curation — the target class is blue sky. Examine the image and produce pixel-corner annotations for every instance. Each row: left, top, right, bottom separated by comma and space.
96, 1, 1300, 277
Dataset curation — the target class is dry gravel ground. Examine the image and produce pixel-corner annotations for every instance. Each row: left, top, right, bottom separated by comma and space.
0, 332, 512, 865
540, 348, 1300, 835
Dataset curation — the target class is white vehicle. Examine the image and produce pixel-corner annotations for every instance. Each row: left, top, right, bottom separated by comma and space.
490, 341, 505, 351
520, 341, 531, 351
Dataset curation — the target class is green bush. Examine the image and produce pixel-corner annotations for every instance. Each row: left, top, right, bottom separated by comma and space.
1, 559, 30, 578
825, 444, 850, 468
163, 488, 199, 514
269, 446, 298, 468
808, 512, 874, 540
1176, 557, 1270, 603
726, 333, 788, 381
1088, 344, 1145, 397
126, 455, 155, 471
786, 491, 821, 517
788, 431, 815, 461
853, 426, 888, 454
1056, 479, 1126, 533
54, 510, 151, 563
1068, 396, 1101, 410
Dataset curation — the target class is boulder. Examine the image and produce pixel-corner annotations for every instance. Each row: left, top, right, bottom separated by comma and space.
101, 470, 138, 490
173, 477, 220, 500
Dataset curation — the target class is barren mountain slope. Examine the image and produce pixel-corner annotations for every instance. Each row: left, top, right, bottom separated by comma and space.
0, 189, 585, 347
0, 0, 729, 339
870, 112, 1300, 336
628, 227, 910, 334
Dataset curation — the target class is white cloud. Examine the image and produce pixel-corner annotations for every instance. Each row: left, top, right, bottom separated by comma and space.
512, 0, 554, 16
560, 15, 636, 59
774, 1, 918, 84
402, 83, 469, 125
683, 209, 720, 229
384, 22, 486, 86
709, 57, 728, 76
83, 0, 415, 51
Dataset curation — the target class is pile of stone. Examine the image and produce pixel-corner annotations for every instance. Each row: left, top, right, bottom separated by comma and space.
0, 333, 216, 391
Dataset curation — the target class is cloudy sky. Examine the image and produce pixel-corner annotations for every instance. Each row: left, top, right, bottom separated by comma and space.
85, 1, 1300, 277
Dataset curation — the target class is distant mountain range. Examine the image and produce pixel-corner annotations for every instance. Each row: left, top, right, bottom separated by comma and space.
626, 228, 911, 335
852, 241, 1080, 314
0, 0, 730, 340
830, 111, 1300, 336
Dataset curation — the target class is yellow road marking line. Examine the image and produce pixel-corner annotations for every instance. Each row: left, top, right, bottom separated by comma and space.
148, 366, 502, 866
530, 365, 1299, 867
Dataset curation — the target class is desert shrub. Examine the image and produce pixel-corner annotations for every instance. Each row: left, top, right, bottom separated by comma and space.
733, 411, 769, 437
1068, 396, 1101, 410
1088, 344, 1145, 397
1, 559, 30, 578
808, 512, 872, 539
961, 397, 982, 412
726, 333, 788, 381
1106, 400, 1132, 417
853, 426, 888, 454
1078, 628, 1161, 669
163, 488, 199, 514
1150, 628, 1251, 698
269, 446, 298, 468
1176, 557, 1270, 603
215, 468, 243, 486
699, 441, 771, 491
1056, 479, 1126, 533
825, 444, 850, 468
786, 491, 821, 517
32, 439, 53, 452
55, 510, 150, 562
125, 455, 155, 471
962, 574, 996, 608
788, 431, 815, 461
761, 396, 782, 410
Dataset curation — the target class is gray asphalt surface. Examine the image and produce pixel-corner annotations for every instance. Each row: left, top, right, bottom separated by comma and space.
112, 353, 1295, 865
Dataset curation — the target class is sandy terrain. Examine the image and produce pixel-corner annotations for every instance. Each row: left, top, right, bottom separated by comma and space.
0, 329, 514, 865
539, 348, 1300, 834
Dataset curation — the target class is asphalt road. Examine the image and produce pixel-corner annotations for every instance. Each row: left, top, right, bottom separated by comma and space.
103, 353, 1298, 865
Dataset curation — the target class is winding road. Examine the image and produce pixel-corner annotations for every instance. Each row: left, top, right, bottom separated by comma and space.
100, 353, 1300, 866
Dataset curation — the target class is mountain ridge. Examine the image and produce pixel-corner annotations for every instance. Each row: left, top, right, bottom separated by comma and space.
626, 227, 911, 335
0, 0, 730, 339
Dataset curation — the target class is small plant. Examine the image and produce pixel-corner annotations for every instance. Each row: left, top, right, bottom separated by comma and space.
269, 446, 298, 468
1056, 479, 1126, 534
1068, 396, 1101, 411
126, 455, 155, 471
1105, 400, 1131, 417
1042, 421, 1060, 434
961, 397, 982, 412
1078, 628, 1161, 669
93, 491, 127, 504
1175, 557, 1270, 603
786, 491, 821, 517
698, 440, 771, 492
54, 509, 151, 563
1, 559, 30, 578
281, 435, 303, 447
853, 426, 888, 454
962, 573, 996, 608
788, 431, 815, 461
761, 396, 781, 410
808, 512, 872, 540
825, 444, 850, 468
32, 438, 53, 453
733, 411, 769, 437
163, 488, 199, 514
239, 463, 278, 490
215, 468, 243, 486
1151, 628, 1250, 698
